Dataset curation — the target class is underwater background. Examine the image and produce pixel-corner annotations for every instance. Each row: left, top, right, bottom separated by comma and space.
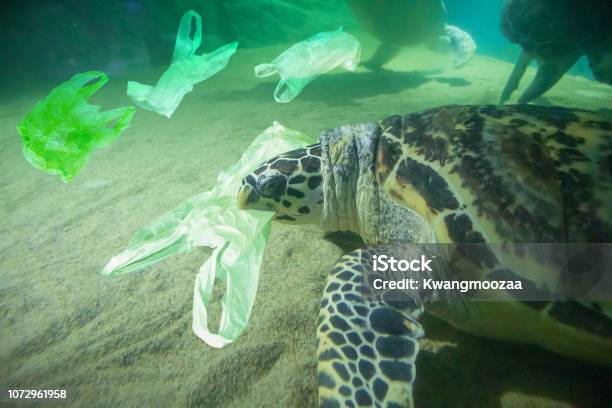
1, 1, 611, 407
0, 0, 598, 88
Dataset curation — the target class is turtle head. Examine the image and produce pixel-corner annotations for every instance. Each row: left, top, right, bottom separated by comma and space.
237, 144, 324, 224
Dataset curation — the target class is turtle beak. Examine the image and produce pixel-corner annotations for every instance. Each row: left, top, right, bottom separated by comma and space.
237, 184, 259, 209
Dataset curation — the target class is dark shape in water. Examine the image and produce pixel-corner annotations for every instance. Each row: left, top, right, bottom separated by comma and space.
499, 0, 612, 104
347, 0, 476, 70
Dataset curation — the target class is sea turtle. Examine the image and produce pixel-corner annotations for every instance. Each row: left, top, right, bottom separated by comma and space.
499, 0, 612, 104
347, 0, 477, 70
237, 104, 612, 407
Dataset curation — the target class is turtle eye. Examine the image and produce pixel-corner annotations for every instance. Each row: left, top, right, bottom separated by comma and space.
258, 175, 287, 198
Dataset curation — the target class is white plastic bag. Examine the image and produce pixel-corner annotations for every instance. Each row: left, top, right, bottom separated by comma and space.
127, 10, 238, 118
255, 28, 361, 103
102, 122, 316, 348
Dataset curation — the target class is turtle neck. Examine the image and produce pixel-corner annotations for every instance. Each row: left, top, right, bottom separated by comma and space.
319, 122, 382, 243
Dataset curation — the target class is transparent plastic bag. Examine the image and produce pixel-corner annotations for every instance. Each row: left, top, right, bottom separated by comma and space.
102, 122, 316, 348
127, 10, 238, 118
255, 28, 361, 103
16, 71, 135, 182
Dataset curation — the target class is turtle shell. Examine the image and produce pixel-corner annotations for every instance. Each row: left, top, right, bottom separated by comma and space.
501, 0, 612, 59
375, 104, 612, 246
373, 105, 612, 357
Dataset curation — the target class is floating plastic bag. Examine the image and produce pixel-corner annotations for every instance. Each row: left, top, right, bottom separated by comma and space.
102, 122, 316, 348
16, 71, 135, 182
255, 28, 361, 103
127, 10, 238, 118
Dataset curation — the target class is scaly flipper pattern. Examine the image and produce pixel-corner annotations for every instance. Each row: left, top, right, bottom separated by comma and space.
317, 247, 424, 408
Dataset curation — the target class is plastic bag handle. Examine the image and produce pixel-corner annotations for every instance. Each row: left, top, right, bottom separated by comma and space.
172, 10, 203, 61
254, 63, 278, 78
274, 79, 305, 103
95, 106, 136, 146
72, 71, 109, 100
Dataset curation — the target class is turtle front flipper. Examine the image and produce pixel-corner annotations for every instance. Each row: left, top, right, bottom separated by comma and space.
499, 50, 534, 104
516, 53, 580, 104
318, 247, 424, 408
363, 43, 402, 70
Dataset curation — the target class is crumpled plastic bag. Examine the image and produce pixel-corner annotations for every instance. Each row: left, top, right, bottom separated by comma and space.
127, 10, 238, 118
16, 71, 135, 182
255, 28, 361, 103
102, 122, 316, 348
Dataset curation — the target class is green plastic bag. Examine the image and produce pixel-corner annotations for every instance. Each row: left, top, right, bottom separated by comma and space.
127, 10, 239, 118
16, 71, 135, 182
102, 122, 316, 348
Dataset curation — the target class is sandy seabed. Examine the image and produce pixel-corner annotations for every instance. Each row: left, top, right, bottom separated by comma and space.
1, 38, 612, 408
